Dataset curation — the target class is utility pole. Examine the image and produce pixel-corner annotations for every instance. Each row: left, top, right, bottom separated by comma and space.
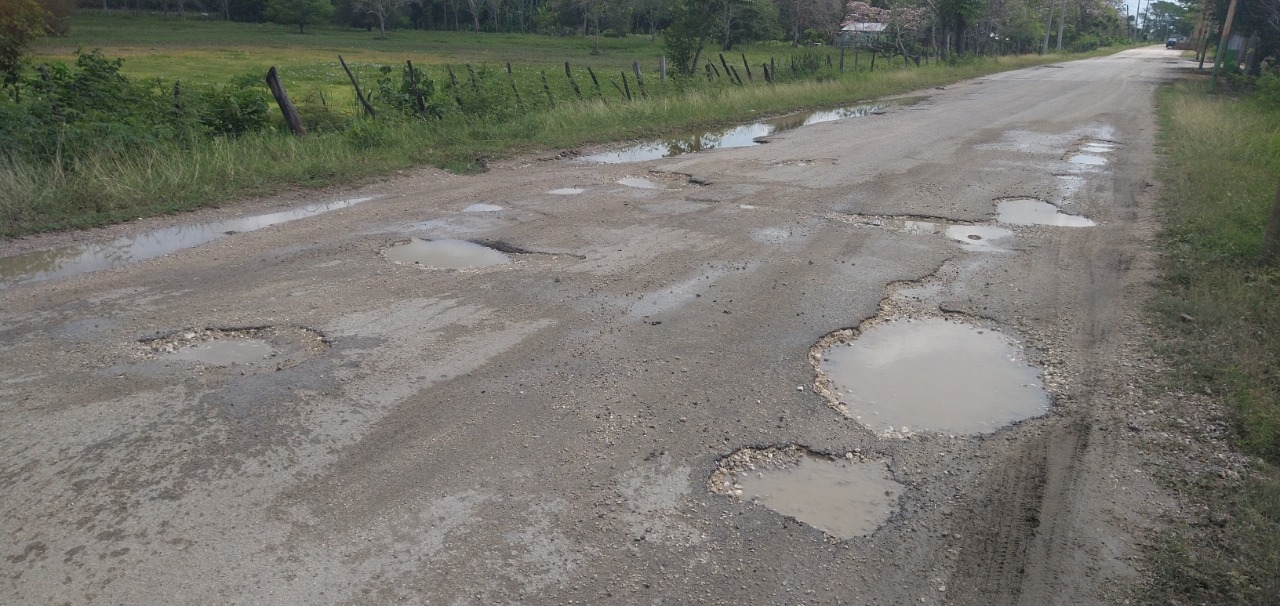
1209, 0, 1239, 92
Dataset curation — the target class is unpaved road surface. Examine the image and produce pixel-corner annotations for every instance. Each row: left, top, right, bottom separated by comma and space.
3, 48, 1185, 604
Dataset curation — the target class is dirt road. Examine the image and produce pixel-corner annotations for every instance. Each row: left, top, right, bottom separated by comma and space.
3, 47, 1185, 605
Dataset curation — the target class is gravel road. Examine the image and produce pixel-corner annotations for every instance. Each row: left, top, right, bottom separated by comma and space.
2, 47, 1187, 605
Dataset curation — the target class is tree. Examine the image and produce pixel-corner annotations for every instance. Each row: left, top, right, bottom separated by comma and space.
265, 0, 334, 32
1, 0, 48, 89
354, 0, 411, 35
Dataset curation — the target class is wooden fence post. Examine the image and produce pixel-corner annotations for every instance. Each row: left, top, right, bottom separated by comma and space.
540, 70, 554, 106
620, 72, 633, 101
406, 60, 426, 116
741, 53, 752, 81
631, 61, 647, 99
506, 63, 522, 108
659, 56, 666, 82
265, 66, 306, 136
564, 62, 582, 99
719, 54, 734, 83
338, 55, 376, 118
840, 47, 846, 72
586, 66, 604, 98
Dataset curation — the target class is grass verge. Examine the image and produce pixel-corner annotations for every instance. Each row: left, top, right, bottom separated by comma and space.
1142, 76, 1280, 604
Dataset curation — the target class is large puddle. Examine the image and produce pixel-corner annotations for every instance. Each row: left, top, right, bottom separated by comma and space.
578, 100, 913, 164
709, 447, 902, 539
383, 238, 513, 269
818, 318, 1049, 434
996, 199, 1095, 227
0, 196, 378, 289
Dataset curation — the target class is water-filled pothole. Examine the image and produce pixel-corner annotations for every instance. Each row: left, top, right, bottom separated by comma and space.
578, 99, 919, 164
849, 217, 1013, 252
0, 196, 378, 289
139, 326, 327, 368
1068, 154, 1107, 166
996, 199, 1095, 227
463, 203, 504, 212
618, 177, 661, 189
709, 446, 902, 539
816, 318, 1049, 435
383, 239, 513, 269
548, 188, 585, 195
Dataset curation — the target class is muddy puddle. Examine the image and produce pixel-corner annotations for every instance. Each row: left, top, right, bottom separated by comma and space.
548, 188, 585, 195
0, 196, 378, 289
818, 318, 1049, 435
855, 217, 1013, 252
165, 339, 274, 365
383, 238, 513, 269
618, 177, 661, 189
463, 203, 504, 212
996, 199, 1095, 227
709, 446, 902, 539
578, 99, 915, 164
1068, 154, 1107, 166
139, 326, 327, 369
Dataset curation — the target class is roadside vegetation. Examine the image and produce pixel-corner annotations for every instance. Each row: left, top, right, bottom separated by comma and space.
1144, 73, 1280, 604
2, 0, 1136, 236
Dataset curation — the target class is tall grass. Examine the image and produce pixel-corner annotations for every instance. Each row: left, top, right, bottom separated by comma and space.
1142, 77, 1280, 605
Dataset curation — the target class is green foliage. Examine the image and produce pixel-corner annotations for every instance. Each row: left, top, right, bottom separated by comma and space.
0, 0, 49, 87
264, 0, 334, 34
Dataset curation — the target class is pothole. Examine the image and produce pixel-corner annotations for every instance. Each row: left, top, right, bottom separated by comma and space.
814, 317, 1050, 435
463, 203, 504, 212
382, 238, 513, 269
840, 215, 1014, 252
618, 177, 661, 189
1, 196, 379, 289
709, 446, 903, 540
1068, 154, 1107, 166
577, 99, 918, 164
139, 326, 328, 368
996, 199, 1095, 227
548, 188, 585, 195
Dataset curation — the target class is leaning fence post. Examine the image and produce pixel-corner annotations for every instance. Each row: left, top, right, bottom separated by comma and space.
406, 60, 426, 116
540, 70, 554, 106
446, 64, 463, 109
719, 54, 734, 83
586, 66, 604, 98
338, 55, 376, 118
564, 62, 583, 99
265, 66, 306, 136
620, 72, 633, 101
728, 66, 742, 85
741, 53, 753, 81
631, 61, 647, 99
506, 62, 522, 108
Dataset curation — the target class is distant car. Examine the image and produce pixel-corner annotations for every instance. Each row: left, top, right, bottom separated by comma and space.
1166, 38, 1178, 49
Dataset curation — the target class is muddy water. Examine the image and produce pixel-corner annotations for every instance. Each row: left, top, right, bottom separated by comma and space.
0, 196, 378, 289
578, 100, 908, 164
164, 339, 274, 366
820, 318, 1049, 434
866, 218, 1013, 252
618, 177, 660, 189
997, 199, 1096, 227
1069, 154, 1107, 166
548, 188, 585, 195
384, 239, 512, 269
736, 457, 903, 539
463, 203, 504, 212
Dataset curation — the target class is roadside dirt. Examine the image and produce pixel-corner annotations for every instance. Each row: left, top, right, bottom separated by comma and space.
2, 48, 1188, 605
